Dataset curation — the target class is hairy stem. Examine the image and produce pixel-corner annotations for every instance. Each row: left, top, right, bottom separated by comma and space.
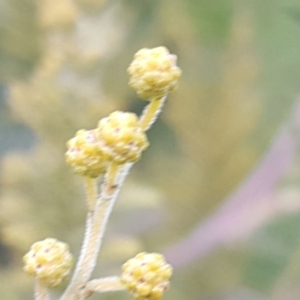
34, 279, 50, 300
139, 96, 167, 131
81, 276, 125, 297
60, 163, 131, 300
84, 177, 97, 211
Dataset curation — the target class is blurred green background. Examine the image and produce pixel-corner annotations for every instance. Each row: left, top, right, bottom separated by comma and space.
1, 0, 300, 299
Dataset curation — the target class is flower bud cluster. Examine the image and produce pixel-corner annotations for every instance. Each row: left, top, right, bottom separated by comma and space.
65, 46, 181, 177
128, 47, 181, 100
121, 252, 172, 300
66, 111, 148, 176
23, 238, 73, 287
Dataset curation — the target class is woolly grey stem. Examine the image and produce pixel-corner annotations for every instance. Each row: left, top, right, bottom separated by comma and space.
60, 163, 132, 300
35, 279, 50, 300
82, 276, 125, 297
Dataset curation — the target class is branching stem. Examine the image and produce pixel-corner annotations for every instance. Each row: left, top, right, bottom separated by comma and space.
80, 276, 125, 298
60, 163, 130, 300
60, 94, 165, 300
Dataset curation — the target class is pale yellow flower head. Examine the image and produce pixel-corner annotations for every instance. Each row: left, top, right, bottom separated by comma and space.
66, 129, 108, 178
96, 111, 149, 164
23, 238, 73, 287
121, 252, 172, 300
128, 47, 181, 100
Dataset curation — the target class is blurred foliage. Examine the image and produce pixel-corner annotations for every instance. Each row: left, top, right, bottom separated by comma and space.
1, 0, 300, 299
0, 0, 41, 79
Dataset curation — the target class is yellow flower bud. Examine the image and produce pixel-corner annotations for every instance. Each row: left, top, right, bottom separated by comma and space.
65, 129, 108, 178
121, 252, 172, 300
96, 111, 149, 164
23, 238, 73, 287
128, 47, 181, 100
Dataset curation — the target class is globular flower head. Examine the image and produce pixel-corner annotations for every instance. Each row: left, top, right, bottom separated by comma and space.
121, 252, 172, 300
66, 129, 108, 178
23, 238, 73, 287
96, 111, 149, 164
128, 46, 181, 100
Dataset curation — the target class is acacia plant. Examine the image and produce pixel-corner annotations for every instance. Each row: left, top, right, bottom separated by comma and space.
22, 46, 181, 300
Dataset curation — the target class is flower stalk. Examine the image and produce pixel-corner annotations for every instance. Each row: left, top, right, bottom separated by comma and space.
60, 163, 127, 300
34, 279, 50, 300
85, 276, 125, 294
84, 177, 97, 211
139, 96, 167, 132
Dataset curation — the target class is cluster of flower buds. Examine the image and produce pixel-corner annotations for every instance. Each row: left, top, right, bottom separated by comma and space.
65, 111, 149, 177
24, 47, 179, 300
121, 252, 172, 300
65, 47, 181, 177
23, 238, 73, 287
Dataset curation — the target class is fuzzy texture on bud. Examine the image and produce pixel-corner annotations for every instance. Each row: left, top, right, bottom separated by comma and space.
23, 238, 73, 287
96, 111, 149, 164
128, 47, 181, 100
66, 129, 108, 178
121, 252, 172, 300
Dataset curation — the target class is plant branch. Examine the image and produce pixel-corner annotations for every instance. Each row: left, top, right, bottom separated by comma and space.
34, 279, 50, 300
84, 177, 97, 211
80, 276, 125, 298
139, 96, 167, 131
60, 162, 131, 300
